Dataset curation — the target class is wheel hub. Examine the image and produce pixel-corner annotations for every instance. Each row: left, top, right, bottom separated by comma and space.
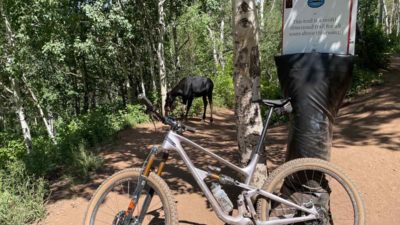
112, 211, 130, 225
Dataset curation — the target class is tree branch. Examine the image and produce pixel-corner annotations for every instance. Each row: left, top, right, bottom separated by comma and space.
62, 71, 83, 78
0, 80, 14, 95
178, 36, 190, 52
0, 93, 8, 100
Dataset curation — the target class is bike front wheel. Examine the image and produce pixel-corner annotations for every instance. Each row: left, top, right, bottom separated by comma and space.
83, 168, 178, 225
257, 158, 365, 225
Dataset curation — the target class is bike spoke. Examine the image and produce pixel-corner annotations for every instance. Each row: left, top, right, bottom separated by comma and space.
89, 176, 168, 225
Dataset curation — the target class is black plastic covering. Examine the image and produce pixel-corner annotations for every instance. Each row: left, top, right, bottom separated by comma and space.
275, 52, 355, 161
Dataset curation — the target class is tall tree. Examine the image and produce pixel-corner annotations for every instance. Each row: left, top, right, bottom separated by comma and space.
22, 75, 56, 144
158, 0, 167, 115
232, 0, 266, 188
0, 0, 33, 153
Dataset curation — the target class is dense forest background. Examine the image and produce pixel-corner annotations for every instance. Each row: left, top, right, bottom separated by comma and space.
0, 0, 399, 224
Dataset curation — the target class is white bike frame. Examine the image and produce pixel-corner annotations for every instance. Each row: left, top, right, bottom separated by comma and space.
160, 108, 320, 225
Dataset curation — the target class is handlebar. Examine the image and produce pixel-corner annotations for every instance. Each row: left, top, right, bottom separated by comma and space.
138, 94, 196, 133
138, 94, 164, 122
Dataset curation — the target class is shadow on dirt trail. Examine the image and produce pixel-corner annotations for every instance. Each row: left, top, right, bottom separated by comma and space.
334, 57, 400, 151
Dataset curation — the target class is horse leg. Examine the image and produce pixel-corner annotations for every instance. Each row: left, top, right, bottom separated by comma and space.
208, 93, 213, 123
202, 95, 208, 122
185, 98, 193, 121
180, 98, 187, 119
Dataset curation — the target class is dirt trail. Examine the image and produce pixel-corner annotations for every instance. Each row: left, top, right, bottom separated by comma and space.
37, 57, 400, 225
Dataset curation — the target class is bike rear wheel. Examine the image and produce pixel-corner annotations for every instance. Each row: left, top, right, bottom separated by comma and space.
83, 168, 178, 225
257, 158, 365, 225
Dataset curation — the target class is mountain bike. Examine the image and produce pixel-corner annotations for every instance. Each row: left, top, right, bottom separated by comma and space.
83, 94, 365, 225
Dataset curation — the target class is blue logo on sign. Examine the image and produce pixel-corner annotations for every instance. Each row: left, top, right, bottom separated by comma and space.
308, 0, 325, 8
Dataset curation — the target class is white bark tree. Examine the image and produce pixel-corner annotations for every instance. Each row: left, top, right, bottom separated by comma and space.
259, 0, 265, 29
383, 0, 390, 33
269, 0, 277, 13
22, 75, 56, 144
232, 0, 266, 188
157, 0, 167, 115
219, 15, 226, 70
207, 25, 220, 68
1, 0, 33, 153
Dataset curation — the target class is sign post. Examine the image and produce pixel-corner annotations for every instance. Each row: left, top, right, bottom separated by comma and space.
275, 0, 359, 161
282, 0, 358, 55
274, 3, 359, 220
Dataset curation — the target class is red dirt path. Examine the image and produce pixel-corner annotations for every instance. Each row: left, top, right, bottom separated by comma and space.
35, 57, 400, 225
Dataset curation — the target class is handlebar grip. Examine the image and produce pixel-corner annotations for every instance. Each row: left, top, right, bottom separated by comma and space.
138, 94, 164, 122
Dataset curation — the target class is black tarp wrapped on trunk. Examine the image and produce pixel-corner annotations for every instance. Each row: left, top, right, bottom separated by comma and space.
275, 52, 355, 161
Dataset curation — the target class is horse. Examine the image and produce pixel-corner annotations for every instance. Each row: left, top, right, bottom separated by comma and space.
165, 76, 214, 123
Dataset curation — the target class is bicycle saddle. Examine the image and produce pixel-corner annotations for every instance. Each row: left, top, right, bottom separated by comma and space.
253, 98, 291, 108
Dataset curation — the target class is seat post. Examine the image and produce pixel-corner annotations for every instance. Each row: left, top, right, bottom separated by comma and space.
253, 107, 274, 157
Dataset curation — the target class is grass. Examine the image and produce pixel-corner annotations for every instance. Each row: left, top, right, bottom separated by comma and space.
0, 161, 47, 225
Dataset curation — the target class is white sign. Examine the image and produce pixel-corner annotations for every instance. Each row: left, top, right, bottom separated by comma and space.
282, 0, 358, 55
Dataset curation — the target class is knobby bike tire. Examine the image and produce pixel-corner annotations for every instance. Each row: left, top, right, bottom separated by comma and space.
83, 168, 178, 225
256, 158, 365, 225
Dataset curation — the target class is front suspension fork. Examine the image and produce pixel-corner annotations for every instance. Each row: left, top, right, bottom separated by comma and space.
125, 146, 169, 225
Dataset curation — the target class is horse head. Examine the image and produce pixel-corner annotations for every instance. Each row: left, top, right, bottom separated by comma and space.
164, 92, 176, 116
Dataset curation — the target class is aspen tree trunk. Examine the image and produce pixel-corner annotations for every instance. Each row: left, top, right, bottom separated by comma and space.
232, 0, 266, 188
394, 0, 400, 35
126, 77, 132, 103
270, 0, 277, 13
139, 62, 146, 96
398, 15, 400, 36
1, 0, 33, 153
259, 0, 265, 29
157, 0, 167, 115
22, 75, 56, 144
148, 42, 157, 91
383, 0, 390, 33
12, 78, 33, 153
220, 16, 226, 70
391, 0, 395, 32
207, 25, 220, 68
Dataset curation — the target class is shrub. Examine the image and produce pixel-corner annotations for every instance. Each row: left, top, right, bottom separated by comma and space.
70, 145, 103, 181
0, 161, 46, 225
0, 133, 25, 169
357, 23, 391, 70
123, 104, 150, 127
26, 136, 57, 177
348, 66, 383, 97
388, 33, 400, 54
0, 103, 150, 181
213, 56, 235, 108
52, 104, 148, 180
